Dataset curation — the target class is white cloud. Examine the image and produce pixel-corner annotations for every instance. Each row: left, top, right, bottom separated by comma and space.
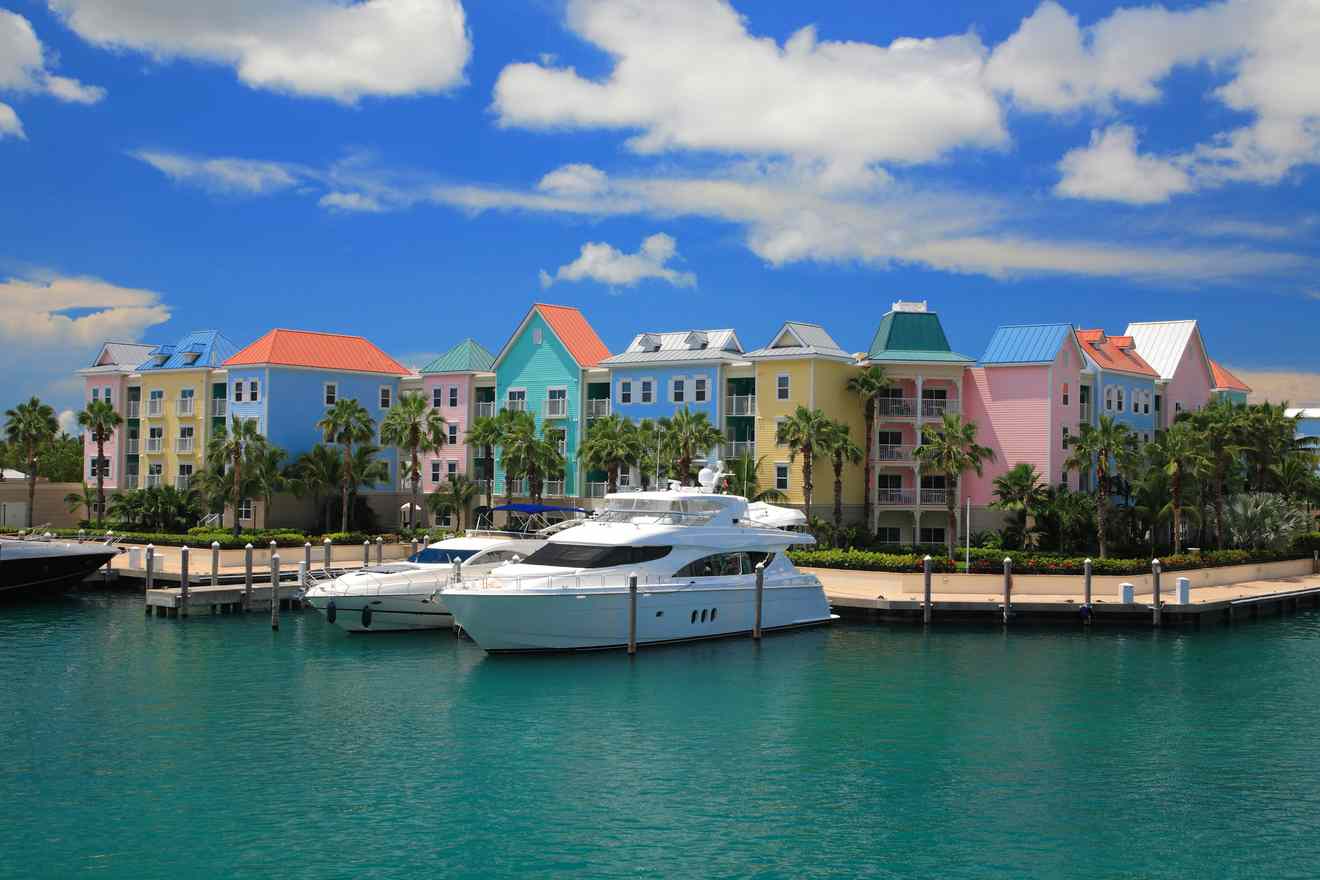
44, 75, 106, 105
0, 102, 23, 140
0, 9, 104, 138
1055, 125, 1192, 204
493, 0, 1006, 180
541, 233, 697, 290
57, 409, 79, 435
50, 0, 471, 103
131, 149, 303, 195
318, 191, 387, 213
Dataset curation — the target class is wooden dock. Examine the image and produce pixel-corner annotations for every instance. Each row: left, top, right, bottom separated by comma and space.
143, 578, 307, 617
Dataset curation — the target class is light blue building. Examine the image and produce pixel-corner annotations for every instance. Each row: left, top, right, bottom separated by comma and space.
1076, 328, 1159, 443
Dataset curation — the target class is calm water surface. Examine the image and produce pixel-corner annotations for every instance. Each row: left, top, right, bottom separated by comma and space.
3, 593, 1319, 879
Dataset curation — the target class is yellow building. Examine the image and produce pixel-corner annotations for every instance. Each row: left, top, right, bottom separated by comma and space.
745, 322, 866, 522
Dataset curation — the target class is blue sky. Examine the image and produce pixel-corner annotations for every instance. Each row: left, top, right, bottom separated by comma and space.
2, 0, 1318, 427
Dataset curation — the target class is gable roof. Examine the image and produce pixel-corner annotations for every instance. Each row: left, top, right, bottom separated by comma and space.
495, 304, 612, 369
979, 324, 1076, 365
867, 308, 971, 364
80, 341, 157, 374
1122, 320, 1213, 383
744, 321, 853, 361
1210, 360, 1251, 393
421, 338, 496, 374
1076, 329, 1159, 378
601, 328, 743, 365
137, 330, 237, 371
223, 329, 409, 375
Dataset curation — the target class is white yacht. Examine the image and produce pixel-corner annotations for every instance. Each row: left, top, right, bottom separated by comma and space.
303, 535, 545, 632
440, 477, 833, 653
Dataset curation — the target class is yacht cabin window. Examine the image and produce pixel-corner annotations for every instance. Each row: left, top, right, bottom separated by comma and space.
520, 543, 672, 568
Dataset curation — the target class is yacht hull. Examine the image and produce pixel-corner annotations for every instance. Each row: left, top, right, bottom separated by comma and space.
304, 592, 453, 633
442, 584, 831, 652
0, 541, 118, 597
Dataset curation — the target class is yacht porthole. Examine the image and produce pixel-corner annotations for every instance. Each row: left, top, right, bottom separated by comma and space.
655, 611, 663, 618
711, 608, 717, 621
691, 610, 698, 624
701, 609, 708, 623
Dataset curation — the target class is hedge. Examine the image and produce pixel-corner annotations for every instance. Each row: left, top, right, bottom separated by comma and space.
1293, 533, 1320, 555
0, 527, 419, 549
789, 549, 956, 572
790, 546, 1307, 575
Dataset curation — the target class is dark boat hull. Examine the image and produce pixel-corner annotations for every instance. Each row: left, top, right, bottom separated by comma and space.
0, 541, 119, 596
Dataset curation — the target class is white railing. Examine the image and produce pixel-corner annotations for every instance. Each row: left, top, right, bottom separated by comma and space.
146, 400, 163, 418
450, 571, 822, 593
727, 394, 756, 417
125, 439, 139, 455
876, 489, 915, 505
127, 402, 140, 418
877, 397, 916, 418
921, 398, 958, 418
175, 437, 194, 454
920, 488, 948, 505
123, 475, 138, 490
144, 474, 162, 488
505, 399, 527, 413
475, 401, 496, 418
585, 481, 607, 498
145, 437, 163, 454
473, 478, 493, 495
211, 399, 227, 417
542, 479, 565, 497
175, 476, 191, 492
176, 398, 195, 417
585, 399, 610, 418
1079, 403, 1092, 422
504, 478, 529, 496
875, 444, 915, 462
723, 441, 755, 459
543, 398, 568, 418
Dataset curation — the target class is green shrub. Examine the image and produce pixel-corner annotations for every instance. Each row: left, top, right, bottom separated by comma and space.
967, 548, 1293, 576
1292, 533, 1320, 555
789, 549, 956, 573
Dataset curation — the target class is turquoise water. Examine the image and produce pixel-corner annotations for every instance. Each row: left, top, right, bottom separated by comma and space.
4, 594, 1320, 879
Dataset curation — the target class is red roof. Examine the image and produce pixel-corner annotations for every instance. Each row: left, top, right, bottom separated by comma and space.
535, 303, 611, 367
1210, 360, 1251, 392
1077, 328, 1159, 378
223, 329, 409, 375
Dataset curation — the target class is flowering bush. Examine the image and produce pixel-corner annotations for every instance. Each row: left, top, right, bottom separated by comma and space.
788, 549, 956, 573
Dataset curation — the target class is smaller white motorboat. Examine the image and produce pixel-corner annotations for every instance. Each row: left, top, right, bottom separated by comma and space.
303, 534, 545, 632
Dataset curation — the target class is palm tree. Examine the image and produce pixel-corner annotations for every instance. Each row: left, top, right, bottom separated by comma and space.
76, 398, 122, 527
991, 462, 1049, 550
821, 420, 863, 528
636, 418, 668, 489
1152, 421, 1211, 554
846, 365, 889, 532
107, 489, 145, 529
287, 444, 341, 532
914, 412, 995, 560
578, 415, 643, 493
207, 415, 266, 536
465, 414, 503, 511
776, 406, 833, 517
1241, 402, 1297, 491
4, 396, 58, 527
317, 398, 376, 532
64, 483, 96, 522
726, 454, 786, 502
1187, 403, 1244, 549
504, 426, 564, 504
659, 407, 724, 486
429, 473, 479, 532
248, 445, 288, 527
1272, 453, 1319, 502
346, 444, 390, 524
381, 391, 447, 531
1064, 414, 1135, 559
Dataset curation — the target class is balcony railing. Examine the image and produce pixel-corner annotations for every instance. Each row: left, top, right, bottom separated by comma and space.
920, 398, 958, 418
585, 399, 610, 418
145, 438, 164, 454
475, 402, 496, 419
875, 444, 915, 462
1079, 403, 1092, 423
175, 438, 194, 454
473, 479, 493, 496
543, 398, 568, 418
542, 479, 565, 497
505, 478, 530, 496
175, 476, 191, 492
876, 397, 916, 418
585, 481, 608, 498
723, 441, 755, 460
211, 399, 227, 418
727, 394, 756, 417
125, 439, 140, 455
920, 488, 948, 506
146, 400, 164, 418
127, 402, 140, 418
176, 399, 195, 417
144, 474, 162, 489
505, 399, 527, 413
876, 489, 916, 506
123, 475, 138, 490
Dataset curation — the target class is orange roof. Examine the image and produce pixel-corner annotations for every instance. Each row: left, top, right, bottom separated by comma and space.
223, 329, 409, 375
535, 303, 611, 367
1210, 360, 1251, 392
1077, 328, 1159, 378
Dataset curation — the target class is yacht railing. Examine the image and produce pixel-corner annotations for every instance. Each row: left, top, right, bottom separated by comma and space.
447, 571, 820, 593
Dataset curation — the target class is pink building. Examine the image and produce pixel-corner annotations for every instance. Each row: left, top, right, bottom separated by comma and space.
77, 342, 156, 493
418, 339, 497, 505
1123, 320, 1216, 426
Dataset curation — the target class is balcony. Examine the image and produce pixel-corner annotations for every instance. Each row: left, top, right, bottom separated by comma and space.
146, 400, 164, 418
211, 399, 227, 418
123, 475, 138, 490
175, 438, 194, 454
723, 441, 755, 460
1079, 403, 1092, 423
145, 438, 164, 454
727, 394, 756, 417
125, 439, 140, 455
473, 479, 493, 496
505, 478, 530, 496
876, 397, 916, 418
127, 402, 140, 418
175, 476, 191, 492
505, 399, 527, 413
875, 444, 915, 462
144, 474, 162, 489
542, 479, 565, 497
585, 398, 610, 418
176, 399, 195, 417
920, 488, 948, 506
585, 481, 608, 498
920, 398, 959, 418
876, 489, 916, 506
475, 401, 496, 419
543, 398, 568, 419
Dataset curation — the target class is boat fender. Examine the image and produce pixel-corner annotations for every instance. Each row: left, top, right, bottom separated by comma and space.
326, 601, 337, 624
361, 604, 373, 628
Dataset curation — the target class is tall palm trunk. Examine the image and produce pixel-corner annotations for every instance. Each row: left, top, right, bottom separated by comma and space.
484, 444, 494, 509
1094, 464, 1108, 559
94, 431, 106, 526
802, 448, 814, 517
340, 443, 352, 532
231, 451, 243, 537
1214, 466, 1227, 550
410, 445, 421, 531
832, 457, 844, 529
863, 397, 876, 532
945, 481, 958, 560
1171, 469, 1183, 555
607, 463, 619, 494
25, 447, 36, 528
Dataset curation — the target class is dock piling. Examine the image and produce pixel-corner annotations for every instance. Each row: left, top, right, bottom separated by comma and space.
411, 539, 419, 559
243, 544, 253, 611
210, 541, 220, 586
270, 553, 281, 630
1313, 550, 1318, 575
376, 537, 383, 565
179, 545, 190, 618
753, 560, 766, 639
145, 543, 154, 593
78, 528, 85, 543
1083, 558, 1093, 624
363, 540, 370, 567
1177, 576, 1191, 604
922, 555, 932, 625
323, 538, 332, 571
1152, 559, 1163, 627
1002, 557, 1012, 624
303, 542, 311, 573
627, 572, 638, 655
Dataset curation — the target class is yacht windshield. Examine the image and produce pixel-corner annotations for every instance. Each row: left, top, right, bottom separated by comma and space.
596, 497, 727, 525
519, 543, 672, 569
409, 548, 480, 564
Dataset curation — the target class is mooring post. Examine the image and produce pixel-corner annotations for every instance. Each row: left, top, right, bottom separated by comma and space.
303, 542, 312, 573
376, 536, 384, 565
922, 555, 932, 625
179, 545, 190, 618
1083, 558, 1093, 625
298, 560, 308, 598
411, 538, 419, 559
627, 572, 638, 655
753, 560, 766, 640
323, 537, 332, 571
210, 541, 220, 586
270, 553, 281, 630
1313, 550, 1318, 575
1002, 557, 1012, 624
144, 543, 154, 592
1176, 576, 1191, 605
78, 528, 85, 543
243, 543, 254, 611
1152, 558, 1162, 627
362, 539, 370, 567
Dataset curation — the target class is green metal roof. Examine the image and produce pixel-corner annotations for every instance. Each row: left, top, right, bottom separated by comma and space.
420, 338, 496, 374
867, 311, 971, 363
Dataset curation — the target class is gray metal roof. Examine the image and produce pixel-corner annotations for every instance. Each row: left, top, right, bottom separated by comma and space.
601, 328, 743, 366
744, 322, 853, 361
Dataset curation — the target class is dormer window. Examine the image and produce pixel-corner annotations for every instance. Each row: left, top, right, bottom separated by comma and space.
532, 328, 543, 345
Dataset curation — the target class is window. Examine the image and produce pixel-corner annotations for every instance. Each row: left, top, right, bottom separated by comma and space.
694, 377, 707, 403
233, 381, 244, 403
89, 457, 110, 478
919, 527, 946, 545
448, 385, 459, 408
640, 380, 654, 404
507, 389, 526, 410
1104, 387, 1114, 411
432, 387, 443, 408
1116, 388, 1125, 413
408, 547, 479, 564
672, 378, 685, 403
1062, 425, 1070, 446
237, 498, 253, 522
775, 416, 787, 446
447, 460, 458, 477
92, 387, 101, 402
1175, 401, 1183, 413
248, 380, 259, 402
1060, 471, 1068, 487
777, 374, 790, 401
178, 463, 193, 479
1062, 383, 1069, 406
674, 552, 771, 578
532, 327, 543, 345
431, 460, 441, 483
876, 527, 902, 545
379, 386, 392, 409
1143, 392, 1151, 415
324, 383, 337, 406
775, 463, 789, 491
520, 543, 672, 568
447, 424, 458, 445
620, 381, 633, 405
1155, 394, 1162, 413
179, 425, 194, 440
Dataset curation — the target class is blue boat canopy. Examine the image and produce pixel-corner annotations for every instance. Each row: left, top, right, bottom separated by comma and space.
489, 503, 588, 514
